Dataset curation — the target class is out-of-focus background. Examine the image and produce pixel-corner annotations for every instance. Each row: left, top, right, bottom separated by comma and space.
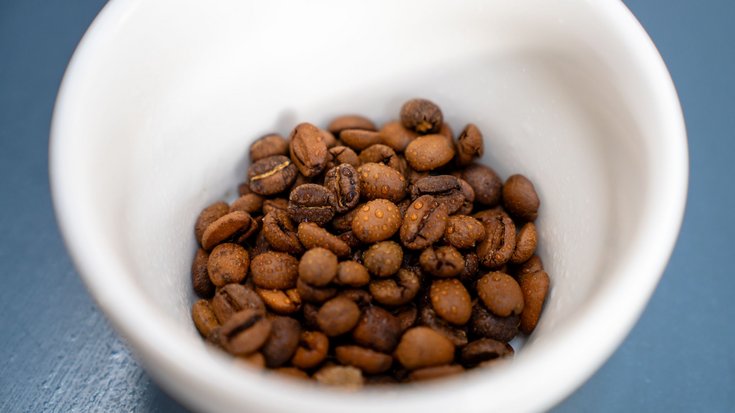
1, 0, 733, 411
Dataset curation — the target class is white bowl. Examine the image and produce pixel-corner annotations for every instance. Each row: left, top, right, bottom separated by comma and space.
50, 0, 687, 412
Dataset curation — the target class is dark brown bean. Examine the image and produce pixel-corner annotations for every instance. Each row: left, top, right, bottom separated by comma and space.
340, 129, 383, 151
503, 174, 540, 221
192, 299, 219, 337
191, 248, 214, 298
207, 243, 249, 287
405, 135, 455, 171
326, 145, 361, 169
230, 193, 264, 215
369, 268, 420, 307
357, 163, 407, 203
457, 252, 481, 287
477, 272, 524, 317
363, 241, 403, 277
400, 98, 443, 134
394, 327, 455, 370
256, 288, 302, 314
314, 365, 364, 389
262, 198, 289, 215
291, 331, 329, 369
394, 303, 418, 332
220, 310, 272, 356
514, 255, 544, 277
445, 215, 486, 249
359, 144, 403, 172
511, 222, 537, 264
410, 175, 465, 214
379, 120, 418, 152
288, 183, 335, 226
477, 210, 516, 268
298, 248, 338, 287
195, 202, 229, 245
238, 182, 252, 196
331, 205, 361, 232
409, 365, 464, 382
261, 316, 301, 367
248, 155, 298, 196
328, 115, 376, 135
319, 128, 338, 148
336, 346, 393, 374
419, 246, 465, 278
470, 301, 520, 342
519, 270, 550, 334
201, 211, 256, 251
400, 195, 449, 250
419, 304, 469, 347
317, 297, 361, 336
337, 289, 373, 308
212, 284, 265, 323
351, 200, 402, 243
289, 122, 329, 177
335, 261, 370, 287
296, 278, 337, 304
323, 164, 361, 213
461, 338, 514, 366
352, 306, 402, 353
430, 279, 472, 325
456, 178, 476, 215
296, 222, 350, 257
250, 133, 289, 162
262, 210, 303, 255
250, 251, 298, 290
461, 163, 502, 206
455, 124, 484, 167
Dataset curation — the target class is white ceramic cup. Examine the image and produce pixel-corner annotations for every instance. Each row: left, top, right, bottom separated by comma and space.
50, 0, 687, 412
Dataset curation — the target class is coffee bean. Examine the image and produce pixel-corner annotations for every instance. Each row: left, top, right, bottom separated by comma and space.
335, 346, 393, 374
238, 182, 252, 196
455, 124, 484, 167
207, 243, 249, 287
212, 284, 265, 323
262, 316, 301, 367
514, 254, 544, 277
275, 367, 310, 380
191, 248, 214, 298
290, 122, 329, 177
291, 331, 329, 369
337, 230, 361, 250
444, 215, 486, 249
410, 175, 465, 214
335, 261, 370, 287
456, 178, 476, 215
477, 210, 516, 268
394, 304, 418, 332
201, 211, 257, 251
394, 327, 455, 370
250, 251, 298, 290
369, 268, 420, 307
323, 164, 360, 214
248, 155, 298, 196
314, 365, 364, 389
511, 222, 537, 264
457, 252, 481, 287
503, 174, 540, 221
472, 207, 504, 225
430, 279, 472, 325
351, 200, 402, 243
320, 128, 338, 148
262, 198, 289, 215
235, 352, 266, 369
400, 195, 449, 250
249, 231, 272, 258
192, 299, 220, 337
379, 120, 418, 152
419, 304, 469, 347
461, 338, 514, 366
262, 210, 303, 255
469, 300, 520, 342
256, 288, 302, 315
317, 297, 361, 336
230, 193, 264, 215
518, 270, 549, 334
359, 144, 403, 172
400, 98, 443, 134
363, 241, 403, 277
357, 163, 406, 203
326, 145, 361, 170
352, 306, 402, 353
419, 246, 465, 278
250, 133, 289, 162
461, 163, 502, 206
288, 183, 336, 225
340, 129, 383, 151
409, 365, 464, 382
195, 202, 229, 245
337, 289, 373, 309
220, 309, 272, 355
328, 115, 376, 135
477, 272, 524, 317
331, 205, 362, 232
405, 135, 455, 171
296, 278, 337, 303
299, 248, 338, 287
296, 222, 350, 258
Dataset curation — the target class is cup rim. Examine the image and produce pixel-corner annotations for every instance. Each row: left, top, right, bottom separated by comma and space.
49, 1, 688, 412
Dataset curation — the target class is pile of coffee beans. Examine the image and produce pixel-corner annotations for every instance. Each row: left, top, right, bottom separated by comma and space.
190, 98, 550, 387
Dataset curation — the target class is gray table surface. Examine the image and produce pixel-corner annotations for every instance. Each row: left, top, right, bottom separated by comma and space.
1, 0, 734, 411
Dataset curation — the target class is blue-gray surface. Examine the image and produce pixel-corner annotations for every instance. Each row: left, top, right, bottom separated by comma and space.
1, 0, 733, 411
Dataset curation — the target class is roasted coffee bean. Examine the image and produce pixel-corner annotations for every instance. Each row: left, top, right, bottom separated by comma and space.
472, 207, 504, 225
379, 120, 418, 152
400, 195, 449, 250
394, 304, 418, 332
275, 367, 310, 380
326, 145, 361, 169
335, 261, 370, 287
250, 133, 289, 162
299, 248, 338, 287
357, 163, 407, 203
419, 305, 468, 346
363, 241, 403, 277
352, 306, 402, 353
328, 115, 376, 135
470, 301, 520, 342
394, 327, 455, 370
314, 365, 364, 389
288, 184, 336, 225
410, 175, 464, 214
207, 243, 249, 287
262, 198, 289, 215
323, 164, 360, 213
456, 178, 476, 215
320, 128, 338, 148
477, 272, 524, 317
201, 211, 256, 251
340, 129, 383, 151
409, 365, 464, 382
317, 297, 362, 336
503, 174, 540, 221
359, 144, 403, 172
337, 231, 361, 250
220, 309, 272, 355
337, 289, 373, 308
514, 255, 544, 277
256, 288, 302, 314
261, 316, 301, 367
369, 268, 420, 307
351, 200, 402, 243
248, 155, 298, 196
191, 248, 214, 298
230, 193, 264, 215
461, 338, 514, 366
400, 98, 443, 134
430, 279, 472, 325
419, 246, 465, 278
477, 210, 516, 268
518, 270, 549, 334
405, 135, 455, 171
460, 163, 502, 206
511, 222, 537, 264
336, 346, 393, 374
212, 284, 265, 323
297, 278, 338, 304
332, 205, 361, 232
235, 352, 266, 369
290, 122, 329, 177
292, 331, 329, 369
249, 231, 272, 258
262, 210, 303, 254
195, 202, 229, 245
444, 215, 486, 249
455, 124, 484, 167
250, 251, 298, 289
457, 252, 481, 287
192, 300, 220, 337
297, 222, 350, 257
238, 182, 252, 196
